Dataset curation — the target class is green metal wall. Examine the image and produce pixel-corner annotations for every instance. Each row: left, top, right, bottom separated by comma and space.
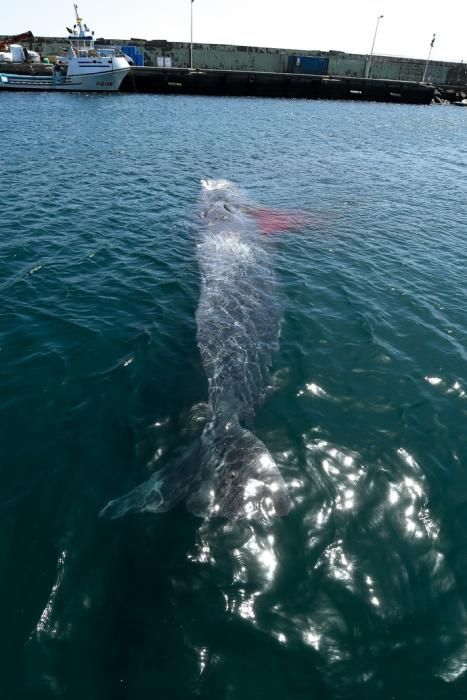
328, 54, 366, 78
149, 44, 294, 72
144, 44, 467, 85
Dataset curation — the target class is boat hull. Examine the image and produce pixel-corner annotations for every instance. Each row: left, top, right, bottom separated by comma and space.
0, 67, 129, 92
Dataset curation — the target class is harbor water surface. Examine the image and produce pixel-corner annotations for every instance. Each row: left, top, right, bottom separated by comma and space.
1, 93, 467, 699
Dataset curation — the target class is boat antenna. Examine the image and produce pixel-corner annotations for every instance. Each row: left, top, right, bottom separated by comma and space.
74, 4, 82, 29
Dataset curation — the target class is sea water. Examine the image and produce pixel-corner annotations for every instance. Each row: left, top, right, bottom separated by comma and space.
1, 92, 467, 699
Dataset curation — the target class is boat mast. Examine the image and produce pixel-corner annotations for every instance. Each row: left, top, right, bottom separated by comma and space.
74, 4, 82, 30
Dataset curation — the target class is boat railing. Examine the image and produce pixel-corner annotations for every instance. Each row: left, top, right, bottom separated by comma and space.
95, 47, 125, 58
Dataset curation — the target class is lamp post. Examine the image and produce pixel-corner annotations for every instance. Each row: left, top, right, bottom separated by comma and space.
190, 0, 194, 69
365, 14, 384, 79
422, 33, 436, 82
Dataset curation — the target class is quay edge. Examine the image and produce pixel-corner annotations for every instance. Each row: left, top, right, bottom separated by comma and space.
120, 67, 435, 105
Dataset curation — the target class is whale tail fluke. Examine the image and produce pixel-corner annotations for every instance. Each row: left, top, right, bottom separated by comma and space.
98, 471, 170, 519
99, 423, 290, 521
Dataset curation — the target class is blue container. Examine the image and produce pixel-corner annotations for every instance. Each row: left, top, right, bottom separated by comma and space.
119, 45, 145, 67
288, 56, 329, 75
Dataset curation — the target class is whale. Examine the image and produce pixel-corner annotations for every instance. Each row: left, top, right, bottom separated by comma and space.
100, 179, 291, 521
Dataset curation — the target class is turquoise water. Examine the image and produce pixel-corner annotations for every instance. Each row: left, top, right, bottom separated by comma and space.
1, 92, 467, 699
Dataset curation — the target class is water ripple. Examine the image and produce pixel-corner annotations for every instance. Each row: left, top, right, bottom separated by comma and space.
1, 93, 467, 698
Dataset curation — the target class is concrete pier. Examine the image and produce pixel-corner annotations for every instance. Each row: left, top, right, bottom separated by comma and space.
121, 67, 435, 104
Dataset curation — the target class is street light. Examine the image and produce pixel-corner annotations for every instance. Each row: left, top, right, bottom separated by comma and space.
190, 0, 194, 69
365, 14, 384, 79
422, 33, 436, 82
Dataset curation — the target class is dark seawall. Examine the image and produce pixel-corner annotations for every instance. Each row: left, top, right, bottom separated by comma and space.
121, 67, 435, 104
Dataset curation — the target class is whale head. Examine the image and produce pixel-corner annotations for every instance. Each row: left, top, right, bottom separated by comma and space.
200, 179, 247, 225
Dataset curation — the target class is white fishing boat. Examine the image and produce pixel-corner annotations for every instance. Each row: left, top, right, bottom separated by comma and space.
0, 5, 130, 92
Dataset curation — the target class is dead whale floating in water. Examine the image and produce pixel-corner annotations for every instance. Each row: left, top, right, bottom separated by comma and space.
100, 179, 294, 521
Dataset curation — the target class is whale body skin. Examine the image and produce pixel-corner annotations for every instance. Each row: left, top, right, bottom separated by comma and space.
100, 180, 290, 521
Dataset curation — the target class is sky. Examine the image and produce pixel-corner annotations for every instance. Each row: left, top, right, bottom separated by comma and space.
3, 0, 466, 64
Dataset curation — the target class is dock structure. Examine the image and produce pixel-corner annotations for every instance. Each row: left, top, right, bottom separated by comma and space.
3, 31, 467, 103
121, 66, 435, 104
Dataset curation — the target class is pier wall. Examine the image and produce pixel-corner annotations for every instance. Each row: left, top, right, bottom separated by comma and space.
120, 67, 434, 105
